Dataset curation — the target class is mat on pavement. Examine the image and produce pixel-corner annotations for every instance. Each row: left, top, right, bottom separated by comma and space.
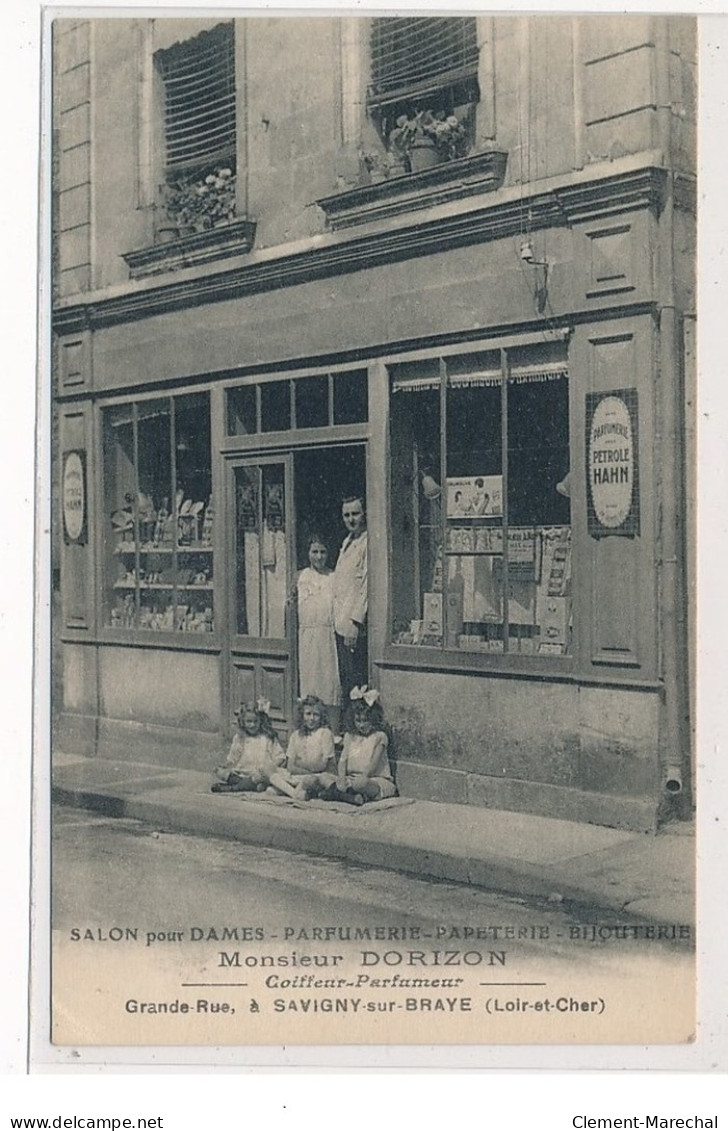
230, 791, 415, 816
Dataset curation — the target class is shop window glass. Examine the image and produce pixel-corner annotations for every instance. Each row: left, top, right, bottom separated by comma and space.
390, 359, 443, 646
227, 385, 257, 436
391, 346, 571, 657
103, 393, 214, 634
446, 362, 504, 652
260, 380, 291, 433
505, 371, 570, 655
333, 369, 368, 425
295, 375, 329, 429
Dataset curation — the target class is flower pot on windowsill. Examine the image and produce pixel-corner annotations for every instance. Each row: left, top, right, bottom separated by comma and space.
408, 138, 441, 174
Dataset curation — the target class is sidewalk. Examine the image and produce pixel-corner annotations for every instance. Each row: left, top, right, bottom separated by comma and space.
52, 750, 695, 929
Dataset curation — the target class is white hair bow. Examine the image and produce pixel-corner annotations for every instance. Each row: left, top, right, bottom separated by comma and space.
350, 685, 380, 707
256, 698, 271, 715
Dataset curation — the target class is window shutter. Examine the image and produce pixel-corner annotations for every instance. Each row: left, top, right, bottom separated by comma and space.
369, 17, 479, 107
157, 22, 236, 177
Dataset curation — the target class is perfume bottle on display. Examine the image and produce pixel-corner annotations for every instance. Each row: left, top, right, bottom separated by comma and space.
137, 492, 156, 546
178, 498, 194, 545
445, 568, 464, 649
201, 496, 214, 546
122, 593, 135, 628
154, 498, 169, 546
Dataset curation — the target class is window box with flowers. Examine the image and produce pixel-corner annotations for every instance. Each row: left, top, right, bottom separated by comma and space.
123, 166, 256, 279
164, 167, 238, 236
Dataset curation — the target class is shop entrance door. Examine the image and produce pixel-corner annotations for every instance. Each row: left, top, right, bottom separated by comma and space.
226, 443, 367, 739
227, 455, 294, 741
291, 443, 367, 728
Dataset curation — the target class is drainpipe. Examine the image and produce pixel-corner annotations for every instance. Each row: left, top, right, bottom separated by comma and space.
658, 303, 689, 811
654, 17, 692, 819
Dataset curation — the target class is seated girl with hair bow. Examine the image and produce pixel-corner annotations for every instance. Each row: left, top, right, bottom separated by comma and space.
320, 687, 397, 807
211, 699, 285, 793
268, 695, 337, 802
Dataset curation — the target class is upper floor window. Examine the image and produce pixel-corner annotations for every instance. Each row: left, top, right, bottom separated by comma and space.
367, 17, 480, 170
155, 23, 237, 232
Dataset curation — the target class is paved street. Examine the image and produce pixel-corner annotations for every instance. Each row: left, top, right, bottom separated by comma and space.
52, 807, 689, 971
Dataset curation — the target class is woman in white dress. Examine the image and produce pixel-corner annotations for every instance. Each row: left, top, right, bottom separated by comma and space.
294, 535, 341, 730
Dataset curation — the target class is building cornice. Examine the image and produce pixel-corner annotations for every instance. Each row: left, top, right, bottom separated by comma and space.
53, 157, 668, 336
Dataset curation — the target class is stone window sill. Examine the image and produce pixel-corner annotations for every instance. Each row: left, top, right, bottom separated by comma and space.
317, 149, 508, 231
123, 218, 257, 280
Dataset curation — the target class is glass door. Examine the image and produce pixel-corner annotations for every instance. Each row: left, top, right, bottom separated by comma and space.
228, 456, 294, 739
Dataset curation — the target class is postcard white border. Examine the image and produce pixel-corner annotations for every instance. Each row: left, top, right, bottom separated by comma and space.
2, 0, 727, 1086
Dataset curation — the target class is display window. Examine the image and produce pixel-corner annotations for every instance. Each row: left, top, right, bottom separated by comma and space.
102, 392, 214, 633
390, 343, 571, 657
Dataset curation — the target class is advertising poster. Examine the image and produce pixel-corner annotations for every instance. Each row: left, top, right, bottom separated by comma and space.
585, 389, 640, 539
39, 10, 701, 1066
61, 450, 88, 546
446, 476, 503, 519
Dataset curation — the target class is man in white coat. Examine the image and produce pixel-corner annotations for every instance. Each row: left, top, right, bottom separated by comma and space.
333, 495, 368, 716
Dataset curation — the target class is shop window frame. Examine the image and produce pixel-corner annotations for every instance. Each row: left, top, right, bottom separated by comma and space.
385, 333, 575, 676
98, 387, 219, 649
224, 367, 369, 443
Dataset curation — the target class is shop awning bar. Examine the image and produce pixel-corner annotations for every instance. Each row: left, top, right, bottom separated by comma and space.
392, 362, 568, 393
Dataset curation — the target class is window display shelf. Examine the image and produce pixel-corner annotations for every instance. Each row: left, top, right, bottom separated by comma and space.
382, 643, 573, 678
114, 544, 213, 554
113, 581, 214, 591
443, 550, 500, 556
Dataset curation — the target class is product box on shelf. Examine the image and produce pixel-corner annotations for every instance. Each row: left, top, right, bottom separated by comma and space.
422, 592, 444, 636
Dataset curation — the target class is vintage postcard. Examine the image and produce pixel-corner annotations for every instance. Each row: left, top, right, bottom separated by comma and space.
42, 8, 698, 1057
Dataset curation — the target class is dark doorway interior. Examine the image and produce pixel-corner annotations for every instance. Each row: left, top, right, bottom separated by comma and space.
293, 445, 366, 570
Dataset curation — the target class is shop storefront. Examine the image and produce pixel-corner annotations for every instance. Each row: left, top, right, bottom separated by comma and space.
56, 234, 690, 835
